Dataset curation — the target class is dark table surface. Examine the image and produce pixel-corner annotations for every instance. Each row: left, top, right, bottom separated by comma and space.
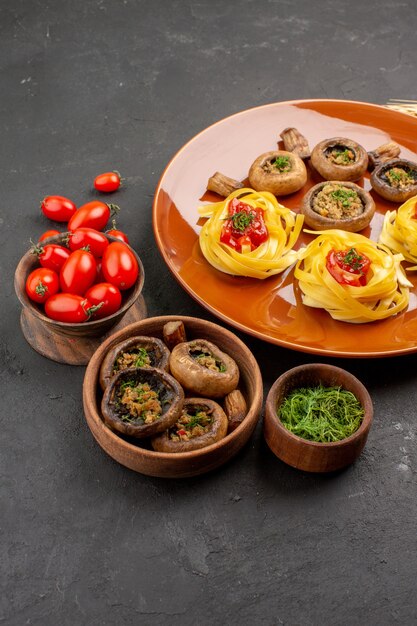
2, 1, 417, 625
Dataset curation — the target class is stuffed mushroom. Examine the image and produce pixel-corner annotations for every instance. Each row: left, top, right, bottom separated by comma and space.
99, 336, 170, 390
151, 398, 228, 453
310, 137, 368, 182
370, 158, 417, 202
101, 367, 184, 439
169, 339, 239, 398
248, 150, 307, 196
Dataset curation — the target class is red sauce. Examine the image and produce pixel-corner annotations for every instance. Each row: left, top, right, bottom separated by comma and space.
220, 198, 268, 252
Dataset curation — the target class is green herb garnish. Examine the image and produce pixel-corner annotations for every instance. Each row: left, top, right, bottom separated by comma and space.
230, 211, 254, 232
343, 247, 364, 270
273, 155, 291, 172
330, 149, 354, 164
278, 385, 364, 443
134, 348, 149, 367
330, 188, 358, 207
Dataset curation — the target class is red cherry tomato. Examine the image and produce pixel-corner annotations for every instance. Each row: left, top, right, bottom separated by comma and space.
68, 228, 109, 257
38, 229, 60, 242
68, 201, 118, 232
41, 196, 77, 222
36, 244, 71, 272
94, 171, 122, 193
60, 249, 97, 295
25, 268, 59, 304
326, 248, 371, 287
101, 242, 139, 290
45, 294, 100, 323
107, 227, 130, 244
85, 282, 122, 318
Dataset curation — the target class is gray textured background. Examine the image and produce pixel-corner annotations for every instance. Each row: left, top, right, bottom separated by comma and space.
1, 1, 417, 625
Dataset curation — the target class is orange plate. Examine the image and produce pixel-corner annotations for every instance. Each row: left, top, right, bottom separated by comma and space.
153, 99, 417, 358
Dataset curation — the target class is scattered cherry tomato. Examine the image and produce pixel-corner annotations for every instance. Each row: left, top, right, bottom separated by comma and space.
38, 229, 60, 242
45, 293, 101, 323
101, 241, 139, 290
35, 243, 71, 272
68, 201, 118, 232
68, 228, 109, 257
326, 248, 371, 287
85, 282, 122, 318
25, 267, 59, 304
94, 171, 122, 193
41, 196, 77, 222
59, 249, 97, 295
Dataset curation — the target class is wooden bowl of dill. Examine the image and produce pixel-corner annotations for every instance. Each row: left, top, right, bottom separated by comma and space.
263, 363, 373, 473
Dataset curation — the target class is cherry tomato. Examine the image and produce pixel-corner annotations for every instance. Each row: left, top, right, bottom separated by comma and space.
68, 228, 109, 257
36, 243, 71, 272
25, 268, 59, 304
41, 196, 77, 222
94, 171, 122, 193
107, 227, 130, 244
85, 282, 122, 318
101, 241, 139, 290
326, 248, 371, 287
45, 294, 101, 323
68, 201, 118, 232
38, 229, 60, 242
60, 249, 97, 295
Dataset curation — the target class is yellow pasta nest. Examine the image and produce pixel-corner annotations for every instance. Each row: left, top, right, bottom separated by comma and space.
379, 195, 417, 270
295, 229, 411, 323
198, 188, 304, 279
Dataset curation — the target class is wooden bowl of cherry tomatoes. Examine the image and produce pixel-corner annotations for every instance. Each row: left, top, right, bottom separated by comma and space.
14, 232, 145, 340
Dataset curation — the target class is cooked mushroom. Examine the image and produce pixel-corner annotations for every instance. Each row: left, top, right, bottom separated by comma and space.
367, 142, 401, 171
151, 397, 228, 453
169, 339, 239, 398
207, 172, 244, 197
301, 181, 376, 232
224, 389, 247, 433
101, 367, 184, 439
99, 336, 170, 390
310, 137, 368, 182
248, 150, 307, 196
279, 127, 311, 159
370, 158, 417, 202
163, 320, 187, 350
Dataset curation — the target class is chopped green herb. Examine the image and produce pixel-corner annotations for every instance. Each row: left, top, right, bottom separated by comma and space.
278, 385, 364, 443
273, 155, 291, 172
330, 148, 355, 164
230, 211, 254, 232
134, 347, 149, 367
330, 187, 358, 207
343, 247, 364, 270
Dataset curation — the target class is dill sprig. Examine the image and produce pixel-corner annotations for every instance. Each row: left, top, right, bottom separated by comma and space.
278, 385, 364, 443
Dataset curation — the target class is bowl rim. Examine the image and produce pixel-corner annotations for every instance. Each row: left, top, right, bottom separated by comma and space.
265, 363, 373, 448
14, 232, 145, 328
83, 314, 263, 460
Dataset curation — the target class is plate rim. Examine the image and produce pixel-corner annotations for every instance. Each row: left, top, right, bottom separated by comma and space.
153, 98, 417, 358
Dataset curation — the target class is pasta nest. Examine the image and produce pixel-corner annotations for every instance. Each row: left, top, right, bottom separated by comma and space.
379, 195, 417, 270
295, 229, 412, 323
198, 188, 304, 279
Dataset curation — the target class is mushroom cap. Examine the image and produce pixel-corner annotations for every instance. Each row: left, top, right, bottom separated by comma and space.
370, 158, 417, 202
301, 181, 376, 232
248, 150, 307, 196
101, 366, 184, 439
99, 335, 170, 390
169, 339, 239, 398
310, 137, 368, 182
151, 397, 228, 453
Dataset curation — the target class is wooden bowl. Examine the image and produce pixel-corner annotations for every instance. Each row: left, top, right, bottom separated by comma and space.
263, 364, 373, 473
83, 315, 263, 478
14, 233, 146, 364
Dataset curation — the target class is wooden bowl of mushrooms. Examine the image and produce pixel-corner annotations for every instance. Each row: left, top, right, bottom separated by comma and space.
83, 315, 263, 478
